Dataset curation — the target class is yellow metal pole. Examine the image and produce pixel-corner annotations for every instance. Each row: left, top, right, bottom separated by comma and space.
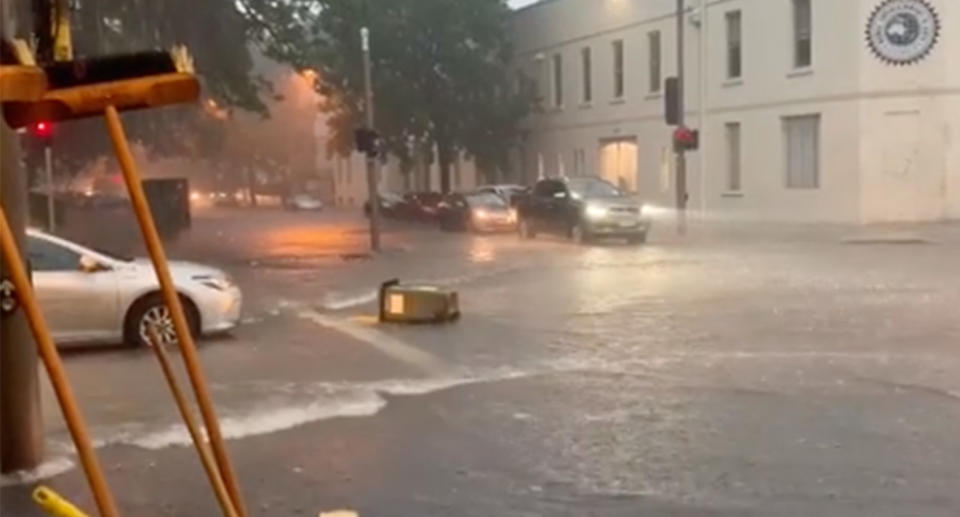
146, 327, 239, 517
103, 105, 248, 517
52, 0, 73, 61
33, 486, 91, 517
0, 209, 120, 517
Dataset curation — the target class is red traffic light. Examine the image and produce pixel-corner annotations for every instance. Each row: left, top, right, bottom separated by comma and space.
673, 126, 699, 152
33, 121, 53, 138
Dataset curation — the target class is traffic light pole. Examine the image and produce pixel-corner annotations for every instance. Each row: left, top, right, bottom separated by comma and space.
675, 0, 688, 235
0, 123, 45, 473
1, 0, 45, 474
361, 27, 381, 253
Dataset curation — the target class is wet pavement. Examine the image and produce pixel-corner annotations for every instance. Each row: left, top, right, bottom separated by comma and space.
3, 207, 960, 516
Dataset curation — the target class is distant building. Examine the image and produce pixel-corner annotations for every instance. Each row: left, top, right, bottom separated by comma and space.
331, 152, 480, 206
510, 0, 960, 222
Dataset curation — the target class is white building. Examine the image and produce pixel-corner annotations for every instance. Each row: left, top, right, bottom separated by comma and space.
332, 152, 480, 206
511, 0, 960, 222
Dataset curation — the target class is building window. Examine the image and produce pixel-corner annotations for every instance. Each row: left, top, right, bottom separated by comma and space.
534, 54, 545, 99
726, 11, 742, 79
581, 47, 592, 103
612, 39, 624, 99
648, 31, 661, 93
552, 53, 563, 108
725, 123, 742, 192
784, 115, 820, 189
793, 0, 812, 68
573, 149, 587, 175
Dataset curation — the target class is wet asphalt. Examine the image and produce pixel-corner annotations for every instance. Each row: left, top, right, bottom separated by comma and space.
2, 207, 960, 516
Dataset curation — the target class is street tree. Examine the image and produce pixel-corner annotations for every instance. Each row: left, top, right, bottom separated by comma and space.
240, 0, 536, 192
24, 0, 268, 180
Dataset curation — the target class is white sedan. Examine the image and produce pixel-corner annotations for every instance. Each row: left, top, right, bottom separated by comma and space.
25, 229, 242, 347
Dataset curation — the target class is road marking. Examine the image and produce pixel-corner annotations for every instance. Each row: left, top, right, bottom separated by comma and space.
299, 309, 446, 374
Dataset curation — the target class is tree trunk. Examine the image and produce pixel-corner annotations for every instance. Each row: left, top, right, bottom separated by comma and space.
1, 123, 45, 472
436, 136, 453, 194
245, 168, 258, 207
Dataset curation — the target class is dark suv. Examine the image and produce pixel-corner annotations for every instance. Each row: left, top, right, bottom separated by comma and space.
515, 177, 650, 245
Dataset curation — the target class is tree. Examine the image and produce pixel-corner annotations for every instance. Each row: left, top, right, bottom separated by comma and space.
241, 0, 536, 192
23, 0, 269, 179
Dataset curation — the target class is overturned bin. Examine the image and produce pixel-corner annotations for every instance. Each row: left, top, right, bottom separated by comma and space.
379, 279, 460, 324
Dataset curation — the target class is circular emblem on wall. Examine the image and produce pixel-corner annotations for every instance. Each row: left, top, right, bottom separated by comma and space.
867, 0, 940, 65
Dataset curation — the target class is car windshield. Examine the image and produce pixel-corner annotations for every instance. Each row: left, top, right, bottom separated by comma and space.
466, 193, 507, 207
501, 187, 526, 200
566, 178, 623, 199
92, 247, 134, 263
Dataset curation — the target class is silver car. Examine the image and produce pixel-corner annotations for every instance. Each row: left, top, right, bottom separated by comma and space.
25, 229, 242, 347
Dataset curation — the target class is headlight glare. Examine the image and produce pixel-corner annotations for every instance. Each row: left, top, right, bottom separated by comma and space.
585, 205, 607, 220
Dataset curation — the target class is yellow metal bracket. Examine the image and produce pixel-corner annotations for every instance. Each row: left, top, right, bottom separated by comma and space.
3, 72, 199, 128
0, 65, 48, 102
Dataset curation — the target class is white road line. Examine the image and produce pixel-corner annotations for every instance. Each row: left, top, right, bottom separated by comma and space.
299, 309, 446, 374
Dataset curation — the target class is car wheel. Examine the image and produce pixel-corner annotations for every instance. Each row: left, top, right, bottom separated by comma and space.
518, 218, 536, 239
628, 232, 647, 245
571, 223, 591, 245
124, 293, 199, 347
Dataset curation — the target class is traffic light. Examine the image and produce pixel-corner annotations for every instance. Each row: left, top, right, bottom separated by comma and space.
673, 126, 699, 152
664, 77, 680, 126
33, 121, 53, 140
354, 127, 381, 157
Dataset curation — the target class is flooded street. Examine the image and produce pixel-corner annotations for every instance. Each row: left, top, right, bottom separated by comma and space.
3, 208, 960, 516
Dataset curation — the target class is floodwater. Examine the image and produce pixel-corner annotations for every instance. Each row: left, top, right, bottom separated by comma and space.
3, 209, 960, 516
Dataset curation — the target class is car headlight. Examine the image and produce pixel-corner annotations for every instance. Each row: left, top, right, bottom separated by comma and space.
473, 209, 490, 220
585, 205, 608, 220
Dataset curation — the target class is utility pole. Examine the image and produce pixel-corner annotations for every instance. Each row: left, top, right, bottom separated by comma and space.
675, 0, 688, 235
361, 26, 381, 252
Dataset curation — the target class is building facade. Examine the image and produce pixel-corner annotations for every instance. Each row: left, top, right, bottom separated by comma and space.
511, 0, 960, 222
331, 152, 481, 207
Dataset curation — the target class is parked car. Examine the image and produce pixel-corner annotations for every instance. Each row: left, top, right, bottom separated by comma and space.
475, 184, 528, 205
25, 229, 243, 347
400, 191, 444, 221
515, 176, 650, 245
283, 193, 324, 211
364, 191, 405, 218
438, 191, 516, 233
209, 190, 242, 207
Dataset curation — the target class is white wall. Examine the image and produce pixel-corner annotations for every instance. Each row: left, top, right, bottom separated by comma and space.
512, 0, 958, 223
856, 0, 958, 222
948, 0, 960, 219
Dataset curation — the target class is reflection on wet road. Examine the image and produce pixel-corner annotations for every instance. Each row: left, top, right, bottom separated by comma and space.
6, 210, 960, 516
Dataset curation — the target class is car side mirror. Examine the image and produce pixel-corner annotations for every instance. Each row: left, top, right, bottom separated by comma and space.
79, 255, 107, 273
